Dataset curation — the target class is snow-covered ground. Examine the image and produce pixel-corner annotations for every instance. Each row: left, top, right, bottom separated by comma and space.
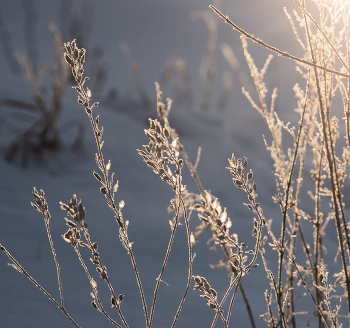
0, 1, 345, 327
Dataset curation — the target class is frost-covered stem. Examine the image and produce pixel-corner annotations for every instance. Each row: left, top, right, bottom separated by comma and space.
0, 244, 81, 328
64, 40, 149, 327
33, 189, 65, 309
226, 271, 242, 326
285, 80, 309, 327
210, 273, 241, 328
303, 9, 350, 318
73, 245, 122, 327
149, 183, 182, 327
209, 5, 350, 79
170, 197, 194, 328
79, 221, 129, 328
293, 0, 350, 74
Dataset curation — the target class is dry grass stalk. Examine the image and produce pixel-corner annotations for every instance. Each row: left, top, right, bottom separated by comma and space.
211, 0, 350, 326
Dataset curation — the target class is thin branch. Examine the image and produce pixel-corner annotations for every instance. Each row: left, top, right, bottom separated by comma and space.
303, 6, 350, 317
293, 0, 350, 73
64, 40, 148, 328
170, 199, 194, 328
32, 188, 65, 308
0, 244, 81, 328
149, 189, 183, 327
209, 5, 350, 79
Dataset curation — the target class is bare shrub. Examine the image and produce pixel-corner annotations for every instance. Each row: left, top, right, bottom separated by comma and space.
2, 1, 350, 327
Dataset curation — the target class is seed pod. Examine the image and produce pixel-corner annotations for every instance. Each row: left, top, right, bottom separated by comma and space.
163, 127, 170, 139
93, 171, 102, 182
106, 160, 111, 171
155, 122, 162, 134
113, 181, 119, 194
65, 53, 73, 66
65, 218, 78, 229
111, 296, 117, 307
243, 158, 248, 168
233, 179, 243, 188
247, 171, 253, 180
73, 48, 79, 60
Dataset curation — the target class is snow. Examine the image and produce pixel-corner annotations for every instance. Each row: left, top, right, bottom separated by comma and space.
0, 0, 346, 327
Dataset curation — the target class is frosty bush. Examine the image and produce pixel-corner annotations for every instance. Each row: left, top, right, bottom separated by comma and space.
2, 1, 350, 327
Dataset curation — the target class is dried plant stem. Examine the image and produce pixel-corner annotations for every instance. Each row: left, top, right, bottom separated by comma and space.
180, 137, 259, 328
278, 72, 310, 315
149, 190, 182, 327
226, 272, 242, 326
0, 244, 81, 328
170, 199, 194, 328
285, 79, 310, 327
88, 76, 149, 328
304, 8, 350, 318
36, 189, 65, 308
314, 143, 325, 328
284, 247, 331, 328
209, 5, 350, 79
155, 84, 257, 328
79, 219, 129, 328
64, 40, 149, 327
72, 244, 123, 328
293, 0, 350, 74
210, 272, 242, 328
181, 138, 259, 328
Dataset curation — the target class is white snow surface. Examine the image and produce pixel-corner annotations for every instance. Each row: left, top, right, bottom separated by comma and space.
0, 1, 346, 327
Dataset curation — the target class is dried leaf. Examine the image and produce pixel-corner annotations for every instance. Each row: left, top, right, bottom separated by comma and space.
233, 179, 243, 188
93, 171, 102, 182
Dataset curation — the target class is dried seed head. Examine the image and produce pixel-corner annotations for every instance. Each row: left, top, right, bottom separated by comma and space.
64, 53, 73, 66
93, 171, 102, 182
65, 218, 78, 229
111, 296, 117, 307
106, 160, 111, 171
243, 158, 248, 168
233, 179, 243, 188
163, 127, 170, 139
113, 181, 119, 194
247, 171, 253, 180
